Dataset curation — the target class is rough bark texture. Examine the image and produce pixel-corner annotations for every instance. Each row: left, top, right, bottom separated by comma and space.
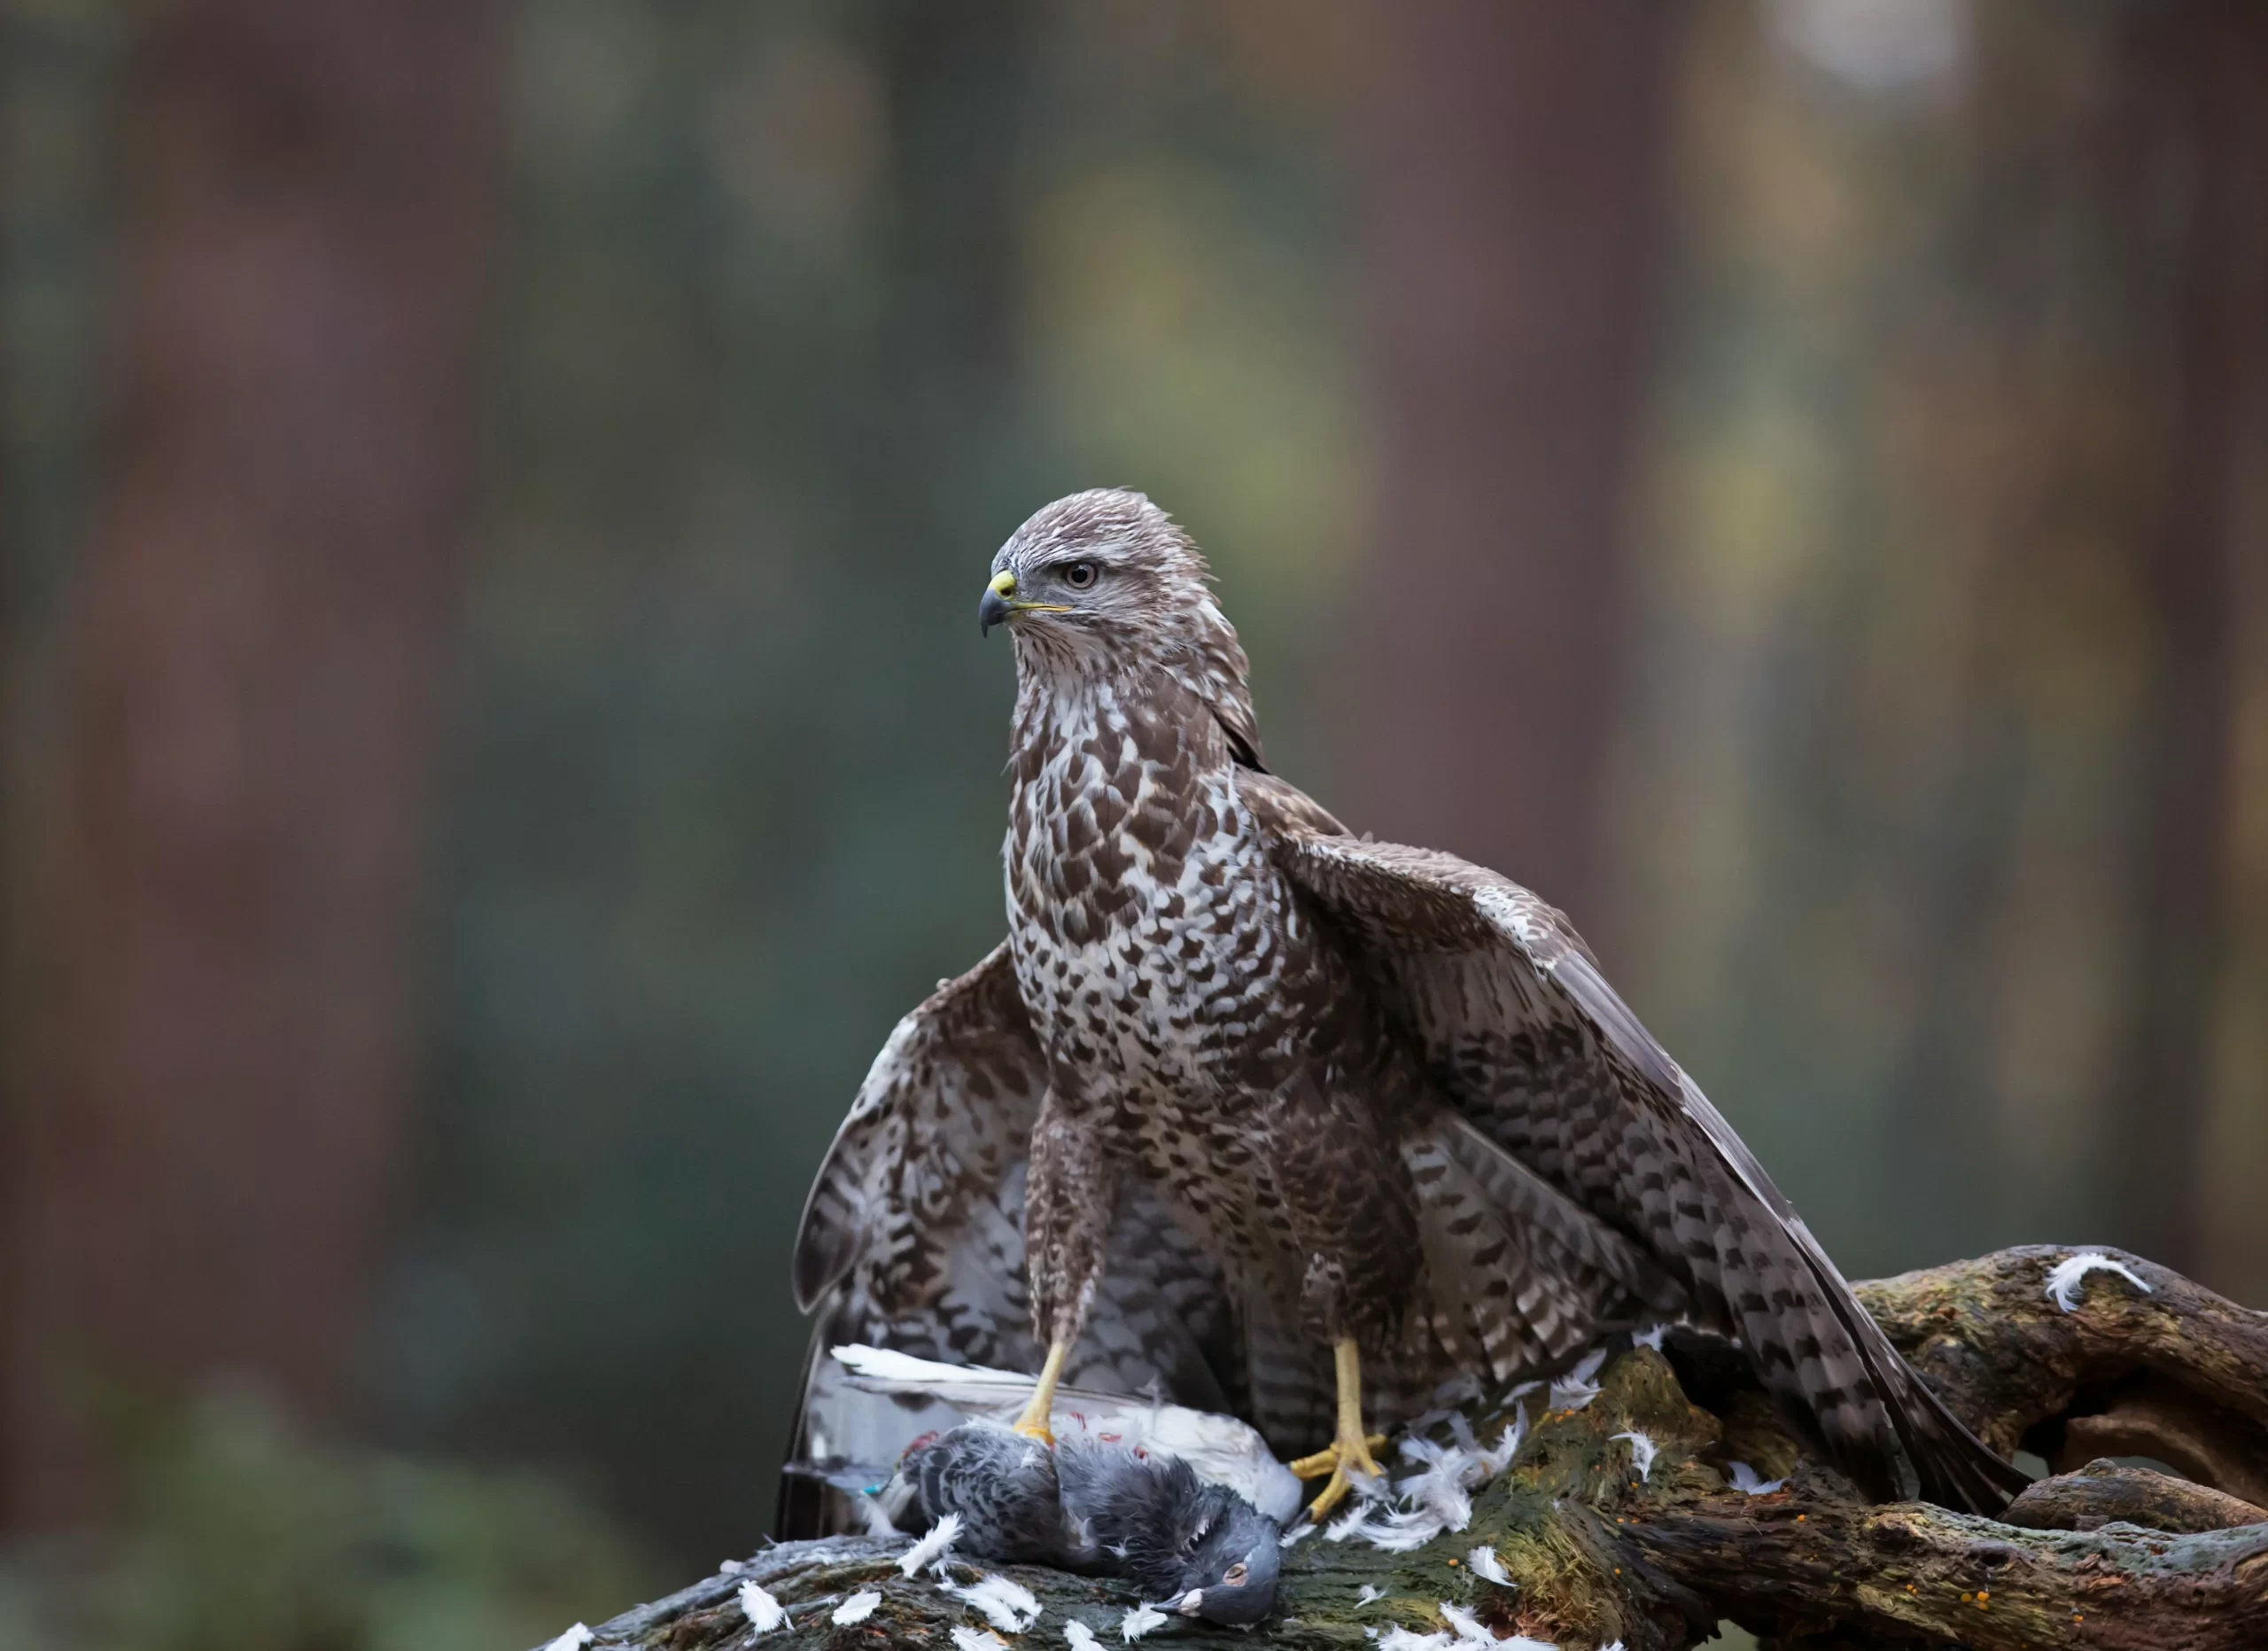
561, 1247, 2268, 1650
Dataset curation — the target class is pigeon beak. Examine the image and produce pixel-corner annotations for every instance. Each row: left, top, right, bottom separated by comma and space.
1173, 1589, 1204, 1616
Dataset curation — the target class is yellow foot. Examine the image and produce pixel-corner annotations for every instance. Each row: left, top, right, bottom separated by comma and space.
1290, 1429, 1386, 1522
1287, 1434, 1387, 1480
1010, 1339, 1069, 1448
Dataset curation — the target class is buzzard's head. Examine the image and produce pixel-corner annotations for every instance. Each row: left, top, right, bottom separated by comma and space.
979, 488, 1223, 667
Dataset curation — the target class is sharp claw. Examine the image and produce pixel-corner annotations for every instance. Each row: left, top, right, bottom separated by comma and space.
1287, 1448, 1339, 1480
1306, 1472, 1354, 1523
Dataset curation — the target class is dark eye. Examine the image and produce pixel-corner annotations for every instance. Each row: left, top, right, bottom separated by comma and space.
1223, 1562, 1248, 1585
1060, 561, 1098, 590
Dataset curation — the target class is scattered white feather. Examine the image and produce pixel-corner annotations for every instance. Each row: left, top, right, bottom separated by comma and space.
1430, 1371, 1483, 1408
2045, 1252, 2152, 1313
1326, 1503, 1451, 1553
1611, 1430, 1659, 1481
1119, 1603, 1168, 1641
832, 1591, 882, 1626
946, 1574, 1044, 1634
1725, 1460, 1785, 1496
1063, 1624, 1103, 1651
1395, 1434, 1479, 1531
1548, 1348, 1609, 1413
1439, 1600, 1498, 1644
951, 1627, 1005, 1651
899, 1513, 963, 1577
1465, 1546, 1512, 1586
718, 1559, 745, 1574
1633, 1323, 1669, 1351
1378, 1630, 1454, 1651
738, 1580, 789, 1633
1279, 1519, 1318, 1548
1500, 1639, 1561, 1650
540, 1625, 593, 1651
1480, 1406, 1528, 1474
1356, 1584, 1386, 1606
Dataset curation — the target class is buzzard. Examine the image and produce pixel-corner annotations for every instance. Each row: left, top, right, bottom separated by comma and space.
788, 489, 2023, 1523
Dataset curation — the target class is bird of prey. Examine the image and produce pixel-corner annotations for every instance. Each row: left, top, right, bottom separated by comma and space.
789, 489, 2024, 1523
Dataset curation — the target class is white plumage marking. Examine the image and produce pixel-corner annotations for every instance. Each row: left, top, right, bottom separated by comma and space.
832, 1591, 882, 1626
2044, 1252, 2151, 1313
1119, 1603, 1168, 1641
540, 1624, 593, 1651
1466, 1546, 1513, 1586
900, 1512, 964, 1577
738, 1580, 788, 1633
1610, 1429, 1659, 1481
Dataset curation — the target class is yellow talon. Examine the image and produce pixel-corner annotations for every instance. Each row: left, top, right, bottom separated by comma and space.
1291, 1340, 1384, 1522
1289, 1435, 1387, 1479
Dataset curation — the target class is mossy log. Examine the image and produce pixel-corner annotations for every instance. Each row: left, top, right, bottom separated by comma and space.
562, 1247, 2268, 1650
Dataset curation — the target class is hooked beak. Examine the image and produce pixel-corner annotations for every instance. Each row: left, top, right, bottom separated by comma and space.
978, 569, 1071, 636
978, 571, 1014, 636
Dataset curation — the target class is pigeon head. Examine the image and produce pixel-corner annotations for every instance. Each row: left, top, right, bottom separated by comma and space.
1152, 1480, 1282, 1626
1104, 1460, 1279, 1626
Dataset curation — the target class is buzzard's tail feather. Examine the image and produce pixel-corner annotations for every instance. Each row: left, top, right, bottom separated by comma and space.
1724, 1195, 2027, 1514
1779, 1229, 2030, 1514
1402, 1124, 1599, 1385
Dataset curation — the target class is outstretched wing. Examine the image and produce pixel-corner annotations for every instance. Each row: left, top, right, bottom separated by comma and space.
783, 943, 1259, 1534
1245, 776, 2023, 1514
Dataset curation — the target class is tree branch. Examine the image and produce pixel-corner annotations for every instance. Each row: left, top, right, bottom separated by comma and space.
559, 1247, 2268, 1650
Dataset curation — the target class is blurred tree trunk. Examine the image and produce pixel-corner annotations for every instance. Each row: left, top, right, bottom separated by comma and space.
1342, 0, 1680, 940
2109, 2, 2268, 1276
2, 0, 501, 1528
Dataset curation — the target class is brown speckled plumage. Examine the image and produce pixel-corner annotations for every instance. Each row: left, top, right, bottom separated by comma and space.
788, 489, 2024, 1525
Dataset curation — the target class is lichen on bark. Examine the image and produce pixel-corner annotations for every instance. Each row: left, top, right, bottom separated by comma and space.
558, 1247, 2268, 1650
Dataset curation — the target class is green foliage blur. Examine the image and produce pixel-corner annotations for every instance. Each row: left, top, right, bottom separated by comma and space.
0, 1389, 652, 1651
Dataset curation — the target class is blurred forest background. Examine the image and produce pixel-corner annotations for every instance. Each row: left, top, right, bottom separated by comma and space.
4, 1, 2264, 1647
